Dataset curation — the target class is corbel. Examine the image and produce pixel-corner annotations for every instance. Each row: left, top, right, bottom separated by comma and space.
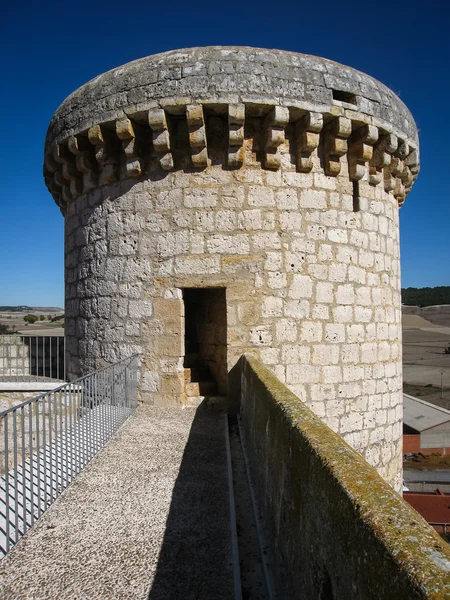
51, 144, 74, 202
369, 133, 397, 186
262, 105, 289, 170
88, 124, 119, 185
228, 104, 245, 168
68, 135, 98, 192
322, 116, 352, 176
403, 148, 419, 197
348, 124, 379, 181
295, 111, 323, 173
148, 108, 174, 171
186, 104, 210, 168
116, 117, 144, 178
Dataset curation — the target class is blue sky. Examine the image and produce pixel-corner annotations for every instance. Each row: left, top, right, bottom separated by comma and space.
0, 0, 448, 307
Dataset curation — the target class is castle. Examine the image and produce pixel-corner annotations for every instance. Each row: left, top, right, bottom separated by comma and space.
44, 46, 419, 491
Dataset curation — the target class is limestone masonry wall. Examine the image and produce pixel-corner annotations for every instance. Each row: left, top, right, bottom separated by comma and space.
44, 47, 420, 489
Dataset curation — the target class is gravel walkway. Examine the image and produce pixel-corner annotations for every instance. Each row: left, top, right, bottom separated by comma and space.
0, 405, 234, 600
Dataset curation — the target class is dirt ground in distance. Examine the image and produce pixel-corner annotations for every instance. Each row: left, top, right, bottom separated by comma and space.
0, 310, 64, 336
402, 313, 450, 410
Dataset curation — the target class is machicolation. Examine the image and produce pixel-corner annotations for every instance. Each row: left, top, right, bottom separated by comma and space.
44, 46, 420, 491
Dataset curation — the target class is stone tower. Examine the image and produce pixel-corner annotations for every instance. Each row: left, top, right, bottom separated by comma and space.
44, 47, 419, 489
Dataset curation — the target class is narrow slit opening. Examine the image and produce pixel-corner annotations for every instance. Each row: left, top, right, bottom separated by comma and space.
352, 180, 360, 212
332, 89, 357, 106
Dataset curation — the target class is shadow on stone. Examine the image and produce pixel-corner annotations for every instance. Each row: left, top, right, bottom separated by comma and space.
147, 402, 234, 600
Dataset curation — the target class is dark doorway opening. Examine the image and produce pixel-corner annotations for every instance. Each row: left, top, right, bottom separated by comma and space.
183, 288, 227, 395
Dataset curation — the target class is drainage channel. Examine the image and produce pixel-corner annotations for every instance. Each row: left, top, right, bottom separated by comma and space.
227, 415, 277, 600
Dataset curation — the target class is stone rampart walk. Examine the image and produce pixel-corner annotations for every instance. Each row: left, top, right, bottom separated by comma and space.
0, 405, 235, 600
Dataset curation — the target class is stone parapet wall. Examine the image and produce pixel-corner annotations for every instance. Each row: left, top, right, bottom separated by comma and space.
240, 356, 450, 599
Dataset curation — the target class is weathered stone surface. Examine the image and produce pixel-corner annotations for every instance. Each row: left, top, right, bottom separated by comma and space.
45, 47, 418, 149
45, 46, 420, 491
44, 47, 419, 209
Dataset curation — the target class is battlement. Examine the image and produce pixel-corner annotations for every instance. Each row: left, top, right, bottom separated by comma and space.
44, 47, 419, 211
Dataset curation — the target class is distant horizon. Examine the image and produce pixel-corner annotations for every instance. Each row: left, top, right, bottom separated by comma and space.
2, 284, 450, 311
0, 305, 64, 311
3, 282, 450, 308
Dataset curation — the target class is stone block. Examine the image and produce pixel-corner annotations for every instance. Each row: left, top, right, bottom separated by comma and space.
335, 284, 354, 305
312, 345, 339, 365
129, 300, 153, 319
248, 186, 275, 207
262, 296, 283, 318
281, 344, 310, 364
157, 231, 189, 257
301, 321, 323, 342
289, 275, 313, 299
299, 190, 327, 209
286, 364, 320, 384
312, 304, 330, 320
361, 343, 378, 363
322, 366, 342, 384
174, 256, 220, 275
184, 188, 218, 207
238, 210, 262, 231
276, 189, 298, 210
276, 319, 298, 342
250, 326, 272, 346
284, 300, 311, 319
268, 272, 287, 290
207, 234, 250, 254
252, 232, 282, 250
157, 335, 184, 357
316, 282, 333, 304
216, 210, 237, 231
279, 212, 302, 231
325, 324, 346, 344
142, 370, 160, 392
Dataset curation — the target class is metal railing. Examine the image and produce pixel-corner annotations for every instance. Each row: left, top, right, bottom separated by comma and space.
0, 354, 139, 556
0, 335, 66, 381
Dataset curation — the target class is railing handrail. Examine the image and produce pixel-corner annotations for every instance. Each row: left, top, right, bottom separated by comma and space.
0, 355, 139, 417
0, 334, 64, 338
0, 353, 140, 556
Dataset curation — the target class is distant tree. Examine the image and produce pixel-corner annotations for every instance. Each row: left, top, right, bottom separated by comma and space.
39, 315, 45, 321
402, 286, 450, 307
47, 315, 52, 321
23, 314, 38, 324
51, 314, 64, 322
0, 324, 18, 334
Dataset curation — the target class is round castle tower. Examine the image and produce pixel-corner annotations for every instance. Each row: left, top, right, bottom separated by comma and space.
44, 47, 419, 489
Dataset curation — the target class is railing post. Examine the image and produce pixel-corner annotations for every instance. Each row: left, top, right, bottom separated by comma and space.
4, 413, 10, 553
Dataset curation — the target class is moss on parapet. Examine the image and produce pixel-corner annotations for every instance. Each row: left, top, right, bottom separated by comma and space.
241, 355, 450, 599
